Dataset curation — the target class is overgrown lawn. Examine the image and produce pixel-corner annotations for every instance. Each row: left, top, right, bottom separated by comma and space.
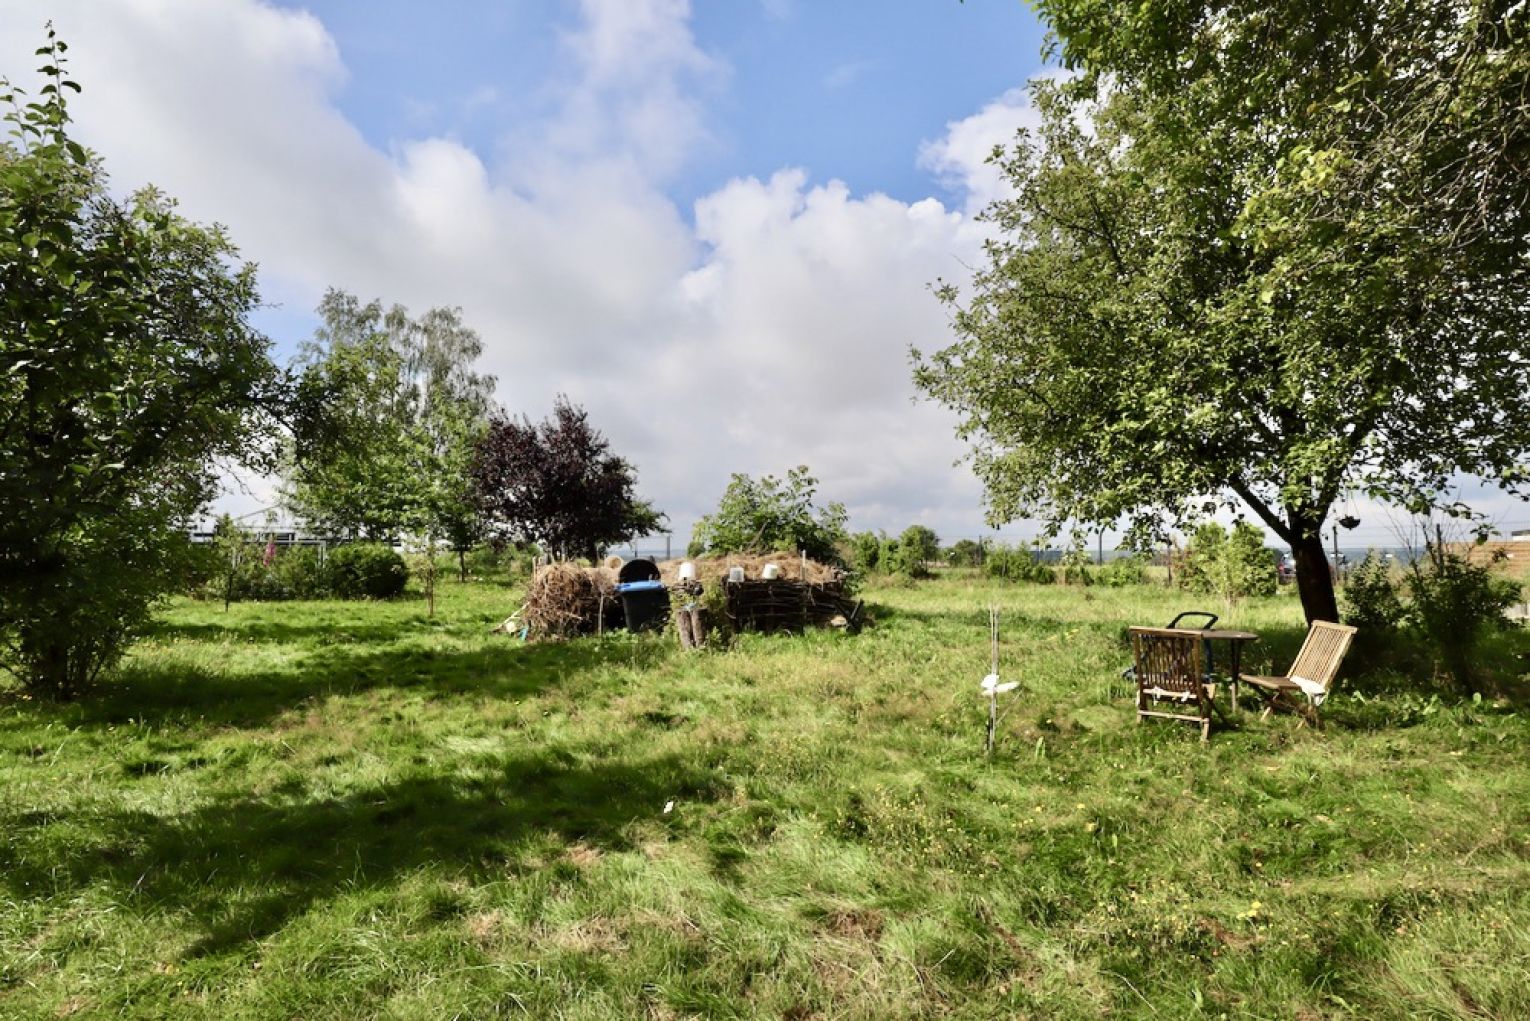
2, 575, 1528, 1018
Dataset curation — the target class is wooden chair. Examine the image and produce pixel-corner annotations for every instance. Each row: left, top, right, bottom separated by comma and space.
1117, 610, 1219, 697
1243, 621, 1357, 729
1128, 627, 1223, 741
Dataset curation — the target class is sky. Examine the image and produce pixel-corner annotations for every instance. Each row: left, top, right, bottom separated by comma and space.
1, 1, 1523, 551
0, 0, 1056, 545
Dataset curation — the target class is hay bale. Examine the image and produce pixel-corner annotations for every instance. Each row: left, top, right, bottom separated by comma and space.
522, 563, 619, 640
655, 552, 842, 586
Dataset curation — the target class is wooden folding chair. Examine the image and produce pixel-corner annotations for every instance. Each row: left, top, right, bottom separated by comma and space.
1128, 627, 1224, 742
1243, 621, 1357, 729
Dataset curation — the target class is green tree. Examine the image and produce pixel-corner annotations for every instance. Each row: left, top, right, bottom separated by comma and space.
0, 36, 278, 697
285, 291, 494, 611
889, 525, 940, 577
916, 0, 1530, 624
472, 397, 664, 563
945, 539, 983, 569
690, 467, 848, 565
1180, 522, 1277, 601
848, 530, 884, 574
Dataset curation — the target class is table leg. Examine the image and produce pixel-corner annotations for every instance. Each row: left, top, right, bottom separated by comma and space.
1231, 643, 1241, 713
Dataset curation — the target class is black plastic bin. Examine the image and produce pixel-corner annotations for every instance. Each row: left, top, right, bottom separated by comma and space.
615, 579, 670, 632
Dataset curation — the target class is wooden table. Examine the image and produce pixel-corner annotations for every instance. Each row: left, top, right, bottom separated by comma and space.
1170, 628, 1259, 711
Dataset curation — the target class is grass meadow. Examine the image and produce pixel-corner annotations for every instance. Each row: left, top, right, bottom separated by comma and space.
2, 572, 1528, 1019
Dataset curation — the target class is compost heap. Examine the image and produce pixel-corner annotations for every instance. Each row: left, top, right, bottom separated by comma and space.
654, 552, 843, 585
516, 554, 858, 641
520, 563, 619, 640
662, 553, 860, 634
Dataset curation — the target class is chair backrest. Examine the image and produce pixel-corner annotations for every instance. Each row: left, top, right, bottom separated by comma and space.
1288, 621, 1358, 692
1129, 627, 1204, 698
1167, 610, 1218, 631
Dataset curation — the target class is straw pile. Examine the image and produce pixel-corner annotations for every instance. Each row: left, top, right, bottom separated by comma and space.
521, 563, 619, 640
654, 552, 843, 585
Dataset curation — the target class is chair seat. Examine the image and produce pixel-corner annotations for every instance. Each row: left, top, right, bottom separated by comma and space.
1142, 683, 1218, 702
1243, 674, 1298, 692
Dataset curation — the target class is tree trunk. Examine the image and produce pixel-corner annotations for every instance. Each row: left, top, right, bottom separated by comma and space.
458, 548, 467, 583
1290, 530, 1340, 624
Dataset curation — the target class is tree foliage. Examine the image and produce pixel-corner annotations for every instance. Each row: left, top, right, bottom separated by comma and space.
472, 397, 663, 562
945, 539, 983, 569
285, 290, 493, 546
888, 525, 941, 577
0, 35, 278, 697
690, 466, 848, 565
848, 530, 884, 574
1404, 543, 1521, 695
1180, 522, 1277, 600
916, 0, 1530, 624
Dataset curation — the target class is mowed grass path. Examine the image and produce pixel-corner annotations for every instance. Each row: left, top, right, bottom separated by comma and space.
2, 575, 1528, 1018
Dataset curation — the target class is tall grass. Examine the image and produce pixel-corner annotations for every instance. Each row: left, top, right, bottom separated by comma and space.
1, 574, 1526, 1018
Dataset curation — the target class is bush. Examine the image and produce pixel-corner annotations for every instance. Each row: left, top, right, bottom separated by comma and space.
888, 525, 939, 578
1060, 543, 1093, 586
1095, 553, 1147, 587
848, 531, 883, 574
326, 544, 409, 599
462, 542, 538, 581
273, 547, 329, 599
1342, 551, 1405, 633
1405, 546, 1521, 694
945, 539, 982, 568
690, 466, 848, 566
1180, 521, 1276, 599
985, 544, 1054, 584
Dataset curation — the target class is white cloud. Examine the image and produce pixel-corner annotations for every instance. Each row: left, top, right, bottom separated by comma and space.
918, 84, 1046, 215
0, 0, 1047, 541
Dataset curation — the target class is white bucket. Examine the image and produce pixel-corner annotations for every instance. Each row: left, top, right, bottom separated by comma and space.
761, 563, 781, 579
678, 561, 698, 582
727, 566, 745, 583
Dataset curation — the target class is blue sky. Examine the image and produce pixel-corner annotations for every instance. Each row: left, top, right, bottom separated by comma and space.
275, 1, 1047, 212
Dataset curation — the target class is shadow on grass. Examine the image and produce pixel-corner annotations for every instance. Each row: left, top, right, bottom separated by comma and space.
147, 619, 420, 646
65, 637, 675, 729
0, 753, 722, 956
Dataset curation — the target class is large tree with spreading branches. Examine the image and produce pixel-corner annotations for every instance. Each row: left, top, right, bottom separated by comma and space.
917, 0, 1530, 623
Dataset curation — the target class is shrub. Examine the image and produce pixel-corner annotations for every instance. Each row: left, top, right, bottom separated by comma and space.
848, 531, 883, 574
1095, 553, 1147, 587
888, 525, 939, 578
690, 466, 847, 565
462, 542, 538, 581
1060, 543, 1093, 586
1342, 551, 1405, 633
945, 539, 982, 568
326, 544, 409, 599
985, 544, 1054, 584
1180, 521, 1276, 599
273, 547, 328, 600
1405, 546, 1520, 694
